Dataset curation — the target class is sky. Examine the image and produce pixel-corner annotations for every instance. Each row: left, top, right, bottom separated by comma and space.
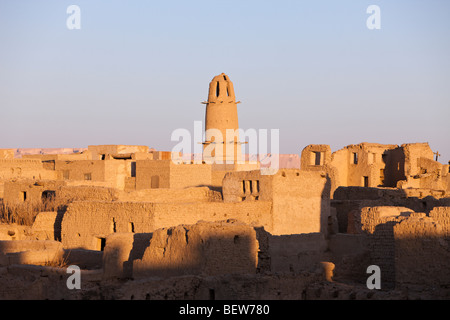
0, 0, 449, 162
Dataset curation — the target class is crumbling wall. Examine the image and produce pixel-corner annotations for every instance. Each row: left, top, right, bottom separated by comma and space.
329, 148, 348, 193
135, 160, 212, 190
300, 145, 332, 171
360, 206, 411, 288
169, 162, 212, 189
55, 160, 106, 182
332, 186, 450, 233
104, 160, 129, 190
394, 212, 450, 288
223, 169, 331, 235
101, 222, 332, 281
382, 147, 406, 188
0, 223, 31, 241
328, 233, 370, 282
271, 170, 330, 234
429, 206, 450, 237
102, 233, 136, 279
0, 240, 63, 267
117, 187, 222, 203
266, 233, 328, 273
124, 177, 136, 191
222, 170, 272, 203
359, 206, 414, 234
302, 142, 446, 197
402, 143, 434, 178
314, 143, 399, 194
132, 220, 258, 279
0, 264, 331, 300
88, 145, 149, 160
337, 144, 398, 188
54, 160, 129, 190
56, 185, 119, 202
61, 200, 273, 250
31, 212, 60, 241
0, 160, 57, 198
358, 206, 450, 290
0, 160, 47, 179
3, 180, 66, 205
152, 201, 274, 234
64, 180, 114, 188
103, 222, 332, 280
61, 201, 156, 250
399, 154, 448, 191
135, 160, 170, 190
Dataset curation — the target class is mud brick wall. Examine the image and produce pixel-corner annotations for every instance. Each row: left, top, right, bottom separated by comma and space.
61, 201, 156, 250
0, 159, 54, 180
429, 207, 450, 237
117, 186, 221, 203
223, 169, 331, 235
394, 213, 450, 288
360, 206, 408, 289
267, 233, 327, 273
135, 160, 211, 190
56, 186, 119, 202
61, 200, 273, 250
132, 220, 258, 278
360, 206, 450, 289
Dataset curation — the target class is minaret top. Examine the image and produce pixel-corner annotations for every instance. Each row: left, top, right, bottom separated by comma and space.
206, 73, 236, 104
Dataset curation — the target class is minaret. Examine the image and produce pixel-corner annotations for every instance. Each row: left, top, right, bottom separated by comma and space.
202, 73, 242, 164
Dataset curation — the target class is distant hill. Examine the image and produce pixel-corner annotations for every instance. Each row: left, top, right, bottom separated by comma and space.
14, 148, 88, 158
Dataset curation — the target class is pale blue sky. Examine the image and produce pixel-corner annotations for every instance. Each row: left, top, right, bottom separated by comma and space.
0, 1, 449, 162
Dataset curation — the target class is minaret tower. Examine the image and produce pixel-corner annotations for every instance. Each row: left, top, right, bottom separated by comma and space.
202, 73, 242, 164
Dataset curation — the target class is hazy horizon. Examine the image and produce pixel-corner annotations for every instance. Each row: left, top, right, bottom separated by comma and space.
1, 1, 449, 162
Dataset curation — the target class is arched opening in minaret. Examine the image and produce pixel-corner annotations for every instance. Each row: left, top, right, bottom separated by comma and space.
216, 81, 220, 97
226, 86, 229, 96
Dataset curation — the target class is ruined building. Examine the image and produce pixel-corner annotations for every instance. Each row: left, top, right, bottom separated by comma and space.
0, 74, 449, 300
301, 142, 450, 198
